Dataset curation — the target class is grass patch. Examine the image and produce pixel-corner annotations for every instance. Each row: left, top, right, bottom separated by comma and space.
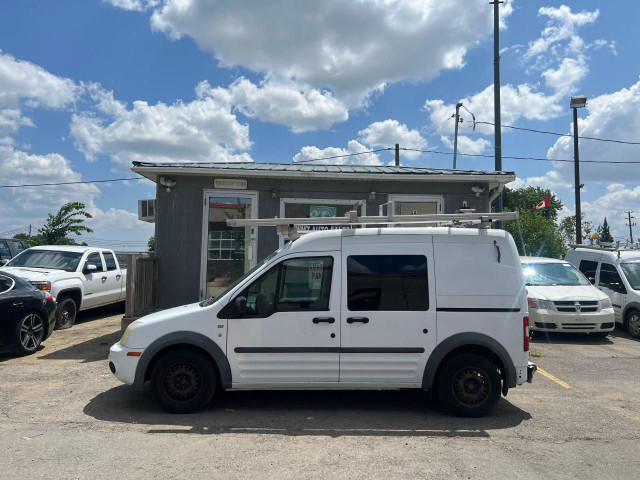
530, 351, 545, 358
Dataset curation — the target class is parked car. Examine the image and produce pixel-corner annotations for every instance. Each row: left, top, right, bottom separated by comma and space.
0, 271, 56, 356
521, 257, 615, 337
110, 227, 535, 417
0, 238, 28, 265
1, 246, 127, 329
565, 246, 640, 338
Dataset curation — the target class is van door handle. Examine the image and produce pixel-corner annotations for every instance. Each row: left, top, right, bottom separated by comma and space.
101, 276, 107, 281
312, 317, 335, 324
116, 274, 121, 280
347, 317, 369, 324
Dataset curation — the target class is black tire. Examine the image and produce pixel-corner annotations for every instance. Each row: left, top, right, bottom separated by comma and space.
14, 312, 45, 356
436, 353, 501, 418
625, 310, 640, 339
55, 297, 77, 330
150, 349, 217, 414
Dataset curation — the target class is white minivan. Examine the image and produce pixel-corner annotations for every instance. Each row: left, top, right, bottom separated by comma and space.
565, 246, 640, 338
109, 227, 535, 417
521, 257, 614, 336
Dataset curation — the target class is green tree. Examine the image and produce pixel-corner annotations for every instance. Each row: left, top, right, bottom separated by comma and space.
148, 235, 155, 254
559, 214, 595, 245
501, 186, 566, 258
38, 202, 93, 245
596, 217, 614, 244
13, 232, 43, 247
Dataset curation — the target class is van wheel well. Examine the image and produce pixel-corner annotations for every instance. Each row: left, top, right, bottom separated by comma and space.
434, 344, 507, 396
57, 289, 82, 310
144, 344, 220, 387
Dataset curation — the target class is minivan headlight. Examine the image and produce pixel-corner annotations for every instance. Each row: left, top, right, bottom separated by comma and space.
527, 298, 551, 310
600, 298, 612, 309
120, 320, 140, 347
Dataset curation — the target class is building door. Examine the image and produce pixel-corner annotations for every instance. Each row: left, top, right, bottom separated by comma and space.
339, 241, 437, 385
201, 191, 258, 299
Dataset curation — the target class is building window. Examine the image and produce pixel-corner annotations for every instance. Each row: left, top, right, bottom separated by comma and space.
347, 255, 429, 311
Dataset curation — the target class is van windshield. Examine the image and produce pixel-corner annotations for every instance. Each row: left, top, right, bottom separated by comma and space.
6, 250, 83, 272
522, 262, 591, 286
621, 263, 640, 290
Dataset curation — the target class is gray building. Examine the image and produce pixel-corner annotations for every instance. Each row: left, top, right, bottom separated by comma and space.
133, 162, 515, 309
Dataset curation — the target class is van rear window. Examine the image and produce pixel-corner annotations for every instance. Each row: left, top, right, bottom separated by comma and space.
347, 255, 428, 311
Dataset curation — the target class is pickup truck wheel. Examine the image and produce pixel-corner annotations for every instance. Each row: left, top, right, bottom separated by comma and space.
437, 353, 501, 418
151, 349, 216, 414
626, 310, 640, 338
55, 298, 77, 330
14, 313, 45, 356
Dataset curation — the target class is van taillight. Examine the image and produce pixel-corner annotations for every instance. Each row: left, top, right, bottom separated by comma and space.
523, 316, 530, 352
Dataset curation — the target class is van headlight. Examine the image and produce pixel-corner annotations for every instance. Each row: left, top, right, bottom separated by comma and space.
528, 298, 551, 310
120, 320, 140, 347
600, 298, 612, 309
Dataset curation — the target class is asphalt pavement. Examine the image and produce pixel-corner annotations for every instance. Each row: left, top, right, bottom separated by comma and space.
0, 307, 638, 479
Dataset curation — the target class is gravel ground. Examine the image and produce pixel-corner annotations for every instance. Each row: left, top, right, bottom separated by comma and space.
1, 306, 638, 480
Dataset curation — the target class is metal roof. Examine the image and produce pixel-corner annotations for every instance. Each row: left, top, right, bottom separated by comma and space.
132, 161, 515, 185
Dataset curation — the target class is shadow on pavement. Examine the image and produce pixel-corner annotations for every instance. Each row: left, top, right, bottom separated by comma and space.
38, 331, 120, 363
84, 386, 532, 438
75, 302, 125, 325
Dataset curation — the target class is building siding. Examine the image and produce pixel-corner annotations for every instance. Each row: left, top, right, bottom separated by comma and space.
154, 174, 493, 309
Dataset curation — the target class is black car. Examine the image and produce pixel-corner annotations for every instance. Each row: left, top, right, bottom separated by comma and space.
0, 271, 56, 356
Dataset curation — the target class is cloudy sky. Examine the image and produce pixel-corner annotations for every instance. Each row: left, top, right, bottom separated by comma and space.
1, 0, 639, 248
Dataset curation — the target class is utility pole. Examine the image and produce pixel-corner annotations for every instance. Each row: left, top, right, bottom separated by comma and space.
491, 0, 503, 228
395, 143, 400, 166
626, 211, 635, 244
452, 102, 463, 169
28, 224, 32, 239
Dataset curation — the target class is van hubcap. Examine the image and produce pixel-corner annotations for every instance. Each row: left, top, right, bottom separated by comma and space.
20, 314, 44, 351
164, 364, 201, 402
452, 367, 490, 407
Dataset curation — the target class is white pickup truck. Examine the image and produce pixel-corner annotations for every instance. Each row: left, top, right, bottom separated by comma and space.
1, 246, 127, 329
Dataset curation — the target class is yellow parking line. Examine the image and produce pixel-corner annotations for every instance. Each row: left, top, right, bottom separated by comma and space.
537, 367, 572, 389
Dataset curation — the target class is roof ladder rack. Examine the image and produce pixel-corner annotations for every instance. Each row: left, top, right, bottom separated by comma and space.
227, 202, 518, 238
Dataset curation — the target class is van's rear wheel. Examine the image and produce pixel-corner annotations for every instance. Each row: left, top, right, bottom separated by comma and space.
437, 353, 501, 417
151, 349, 216, 414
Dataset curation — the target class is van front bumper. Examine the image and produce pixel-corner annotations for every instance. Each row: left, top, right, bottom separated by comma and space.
529, 308, 615, 333
108, 342, 144, 385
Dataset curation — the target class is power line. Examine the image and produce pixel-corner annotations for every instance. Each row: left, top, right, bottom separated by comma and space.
292, 148, 392, 164
0, 177, 141, 189
400, 147, 640, 164
474, 121, 640, 145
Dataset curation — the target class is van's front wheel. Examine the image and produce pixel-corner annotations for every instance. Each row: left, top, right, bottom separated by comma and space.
151, 349, 216, 413
437, 353, 501, 417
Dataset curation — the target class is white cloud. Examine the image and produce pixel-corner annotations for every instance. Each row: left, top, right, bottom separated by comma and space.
424, 83, 563, 136
358, 120, 426, 160
102, 0, 157, 11
440, 135, 491, 155
518, 170, 573, 191
541, 57, 588, 95
525, 6, 599, 60
70, 84, 253, 167
0, 50, 78, 110
546, 78, 640, 184
199, 77, 348, 133
292, 140, 381, 166
581, 185, 640, 241
118, 0, 517, 107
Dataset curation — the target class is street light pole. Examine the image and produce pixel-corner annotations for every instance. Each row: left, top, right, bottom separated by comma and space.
570, 95, 587, 245
491, 0, 503, 228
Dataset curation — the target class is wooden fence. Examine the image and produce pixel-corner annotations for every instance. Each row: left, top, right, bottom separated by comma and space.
124, 254, 158, 321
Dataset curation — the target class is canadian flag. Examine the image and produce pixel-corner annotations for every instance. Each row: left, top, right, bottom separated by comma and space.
533, 198, 551, 211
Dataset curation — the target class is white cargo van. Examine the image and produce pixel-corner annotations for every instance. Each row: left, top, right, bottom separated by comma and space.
109, 220, 535, 417
520, 257, 614, 336
565, 246, 640, 338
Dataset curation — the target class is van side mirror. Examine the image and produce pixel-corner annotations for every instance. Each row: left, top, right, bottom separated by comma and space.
84, 263, 98, 274
235, 296, 247, 317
